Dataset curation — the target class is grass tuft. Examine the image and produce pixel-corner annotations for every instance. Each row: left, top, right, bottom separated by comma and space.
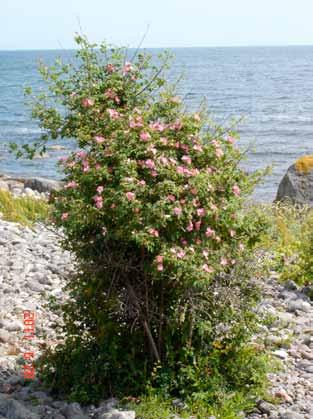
0, 189, 49, 225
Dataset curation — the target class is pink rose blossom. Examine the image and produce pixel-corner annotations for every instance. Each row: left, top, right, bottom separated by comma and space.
106, 63, 115, 73
149, 121, 165, 132
202, 264, 214, 273
205, 227, 215, 237
81, 98, 94, 108
177, 249, 186, 259
126, 192, 136, 201
123, 62, 133, 74
95, 136, 105, 144
202, 250, 209, 259
150, 170, 158, 177
215, 148, 224, 158
195, 221, 202, 231
139, 180, 146, 186
227, 135, 235, 144
140, 131, 151, 142
181, 238, 188, 246
96, 186, 104, 194
220, 257, 228, 266
93, 195, 103, 209
232, 185, 241, 196
193, 113, 201, 122
129, 116, 144, 128
107, 109, 120, 120
167, 194, 176, 202
173, 207, 182, 216
197, 208, 206, 217
145, 159, 155, 169
195, 238, 202, 245
104, 88, 116, 99
156, 255, 164, 264
193, 144, 203, 152
159, 156, 169, 166
160, 137, 168, 145
61, 212, 69, 221
229, 229, 236, 237
149, 228, 159, 237
157, 264, 164, 271
182, 155, 192, 165
177, 166, 185, 175
187, 221, 194, 232
64, 181, 78, 189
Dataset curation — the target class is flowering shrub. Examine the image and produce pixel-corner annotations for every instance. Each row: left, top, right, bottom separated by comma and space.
18, 35, 268, 406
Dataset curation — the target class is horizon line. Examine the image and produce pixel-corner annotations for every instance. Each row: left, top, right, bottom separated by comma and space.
2, 43, 313, 52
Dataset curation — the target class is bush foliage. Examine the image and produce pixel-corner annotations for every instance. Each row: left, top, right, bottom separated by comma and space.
17, 35, 270, 410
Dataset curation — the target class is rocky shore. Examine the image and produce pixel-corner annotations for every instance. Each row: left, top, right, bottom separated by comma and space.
0, 183, 312, 418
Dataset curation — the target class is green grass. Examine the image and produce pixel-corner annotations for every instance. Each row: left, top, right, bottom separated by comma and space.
0, 189, 49, 225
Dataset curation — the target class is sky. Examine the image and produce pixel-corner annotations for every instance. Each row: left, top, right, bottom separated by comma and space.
2, 0, 313, 50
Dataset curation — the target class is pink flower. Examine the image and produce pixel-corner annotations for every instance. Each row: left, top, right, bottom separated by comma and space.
239, 243, 245, 251
167, 194, 176, 202
150, 170, 158, 177
232, 185, 241, 196
227, 135, 235, 144
82, 161, 90, 172
126, 192, 136, 201
107, 109, 120, 120
187, 221, 194, 232
180, 143, 189, 152
95, 136, 105, 144
173, 207, 182, 216
111, 203, 116, 209
96, 186, 104, 194
148, 146, 157, 156
177, 249, 186, 259
61, 212, 69, 221
195, 238, 202, 245
130, 116, 144, 128
177, 166, 185, 175
190, 188, 197, 196
197, 208, 206, 217
95, 163, 101, 170
193, 113, 201, 122
195, 221, 202, 231
81, 98, 94, 108
159, 156, 169, 166
170, 119, 182, 130
181, 155, 192, 165
181, 238, 188, 246
139, 180, 146, 186
202, 250, 209, 259
160, 137, 168, 145
215, 148, 224, 158
123, 62, 133, 74
205, 227, 215, 237
104, 88, 116, 99
193, 144, 203, 152
229, 229, 236, 237
64, 181, 78, 189
220, 257, 228, 266
156, 255, 164, 264
149, 121, 165, 132
145, 159, 155, 170
106, 63, 115, 73
76, 150, 87, 159
93, 195, 103, 209
157, 264, 164, 271
202, 264, 214, 273
149, 228, 159, 237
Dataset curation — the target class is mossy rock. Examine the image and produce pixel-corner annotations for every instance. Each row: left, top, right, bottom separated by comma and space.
295, 155, 313, 174
276, 157, 313, 205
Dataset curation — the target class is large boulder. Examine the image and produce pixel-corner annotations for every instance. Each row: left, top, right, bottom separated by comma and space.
22, 177, 63, 193
276, 156, 313, 205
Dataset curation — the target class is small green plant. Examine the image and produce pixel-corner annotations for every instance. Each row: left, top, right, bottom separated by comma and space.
257, 202, 313, 285
0, 189, 49, 225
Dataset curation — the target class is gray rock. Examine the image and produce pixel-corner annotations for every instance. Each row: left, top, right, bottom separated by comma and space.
276, 161, 313, 205
284, 280, 298, 291
0, 394, 41, 418
279, 412, 305, 419
273, 349, 288, 360
23, 177, 62, 193
287, 300, 311, 313
61, 402, 89, 419
257, 400, 276, 415
0, 329, 11, 343
99, 410, 136, 419
0, 320, 23, 332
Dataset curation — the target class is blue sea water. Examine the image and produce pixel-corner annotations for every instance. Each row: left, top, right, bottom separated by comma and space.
1, 46, 313, 201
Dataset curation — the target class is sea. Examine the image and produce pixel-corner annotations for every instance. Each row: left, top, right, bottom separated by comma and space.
1, 46, 313, 202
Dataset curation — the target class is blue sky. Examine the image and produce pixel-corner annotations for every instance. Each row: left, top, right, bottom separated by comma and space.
2, 0, 313, 49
